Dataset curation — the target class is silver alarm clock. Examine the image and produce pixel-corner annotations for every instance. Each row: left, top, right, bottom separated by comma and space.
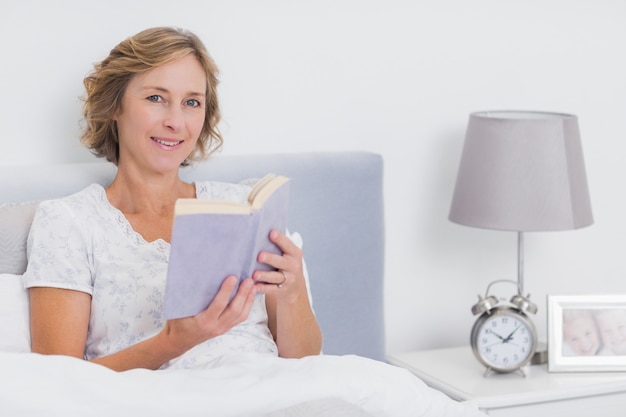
470, 280, 538, 376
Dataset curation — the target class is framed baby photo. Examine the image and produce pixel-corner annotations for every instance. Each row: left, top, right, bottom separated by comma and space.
548, 294, 626, 372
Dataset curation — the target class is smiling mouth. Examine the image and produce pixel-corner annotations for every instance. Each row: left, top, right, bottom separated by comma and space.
152, 137, 183, 147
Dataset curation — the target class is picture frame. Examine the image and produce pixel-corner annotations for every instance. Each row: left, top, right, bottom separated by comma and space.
548, 294, 626, 372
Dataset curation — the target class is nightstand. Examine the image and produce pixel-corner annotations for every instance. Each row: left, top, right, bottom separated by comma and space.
387, 346, 626, 416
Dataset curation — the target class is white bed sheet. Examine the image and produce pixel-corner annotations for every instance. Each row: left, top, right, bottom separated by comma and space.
0, 351, 485, 417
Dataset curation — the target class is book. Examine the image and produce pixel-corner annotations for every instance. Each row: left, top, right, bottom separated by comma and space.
162, 173, 290, 320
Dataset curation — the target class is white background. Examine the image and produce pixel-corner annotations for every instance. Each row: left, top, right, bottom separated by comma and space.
2, 0, 626, 355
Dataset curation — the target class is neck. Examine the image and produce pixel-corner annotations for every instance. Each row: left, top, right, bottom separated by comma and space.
105, 166, 194, 215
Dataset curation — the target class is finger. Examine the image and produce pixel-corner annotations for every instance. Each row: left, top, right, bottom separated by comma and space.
219, 278, 256, 320
254, 270, 291, 295
190, 277, 254, 339
258, 246, 301, 273
269, 229, 297, 254
204, 275, 239, 314
252, 268, 287, 286
277, 270, 288, 288
257, 251, 286, 272
242, 281, 258, 310
253, 282, 283, 295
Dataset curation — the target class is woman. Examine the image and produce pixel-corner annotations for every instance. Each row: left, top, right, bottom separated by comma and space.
19, 27, 490, 416
24, 27, 322, 372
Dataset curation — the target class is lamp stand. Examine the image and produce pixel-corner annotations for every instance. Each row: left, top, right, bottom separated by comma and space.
517, 231, 524, 295
518, 231, 548, 364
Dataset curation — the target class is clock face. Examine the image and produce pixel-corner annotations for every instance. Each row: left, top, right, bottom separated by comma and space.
471, 306, 536, 372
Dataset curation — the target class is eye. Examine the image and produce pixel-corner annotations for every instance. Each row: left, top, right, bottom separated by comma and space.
147, 95, 163, 102
186, 98, 201, 107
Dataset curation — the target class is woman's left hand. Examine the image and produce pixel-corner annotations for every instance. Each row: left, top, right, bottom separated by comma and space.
253, 229, 306, 302
253, 229, 322, 357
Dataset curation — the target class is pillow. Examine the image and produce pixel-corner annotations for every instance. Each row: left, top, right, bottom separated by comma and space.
0, 200, 40, 274
0, 273, 31, 352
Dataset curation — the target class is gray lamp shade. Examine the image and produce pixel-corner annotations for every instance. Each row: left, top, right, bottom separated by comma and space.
449, 111, 593, 232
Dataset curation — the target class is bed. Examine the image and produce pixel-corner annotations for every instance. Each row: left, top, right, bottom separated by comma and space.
0, 152, 484, 416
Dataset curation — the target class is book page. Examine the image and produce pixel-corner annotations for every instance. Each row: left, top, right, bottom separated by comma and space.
247, 173, 277, 204
174, 198, 253, 215
249, 175, 290, 209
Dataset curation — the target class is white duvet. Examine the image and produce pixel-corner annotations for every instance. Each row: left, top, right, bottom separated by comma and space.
0, 351, 485, 417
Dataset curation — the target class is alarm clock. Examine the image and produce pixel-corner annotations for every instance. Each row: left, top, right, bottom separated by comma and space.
470, 280, 538, 376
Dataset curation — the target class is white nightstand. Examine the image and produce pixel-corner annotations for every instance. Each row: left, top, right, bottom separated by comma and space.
387, 346, 626, 416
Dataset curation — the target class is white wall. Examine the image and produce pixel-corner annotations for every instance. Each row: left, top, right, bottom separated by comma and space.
2, 0, 626, 355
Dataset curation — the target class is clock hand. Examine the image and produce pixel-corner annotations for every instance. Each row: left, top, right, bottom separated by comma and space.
504, 324, 521, 342
489, 330, 506, 341
487, 337, 522, 349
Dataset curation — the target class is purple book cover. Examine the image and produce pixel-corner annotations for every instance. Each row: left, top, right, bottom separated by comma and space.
163, 180, 290, 320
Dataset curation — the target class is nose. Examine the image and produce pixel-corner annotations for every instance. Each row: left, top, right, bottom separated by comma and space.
163, 105, 184, 131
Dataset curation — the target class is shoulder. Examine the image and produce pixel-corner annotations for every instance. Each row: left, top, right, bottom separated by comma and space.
39, 183, 105, 208
34, 184, 107, 223
194, 180, 252, 203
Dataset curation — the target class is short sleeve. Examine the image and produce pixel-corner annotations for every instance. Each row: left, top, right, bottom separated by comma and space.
23, 199, 94, 294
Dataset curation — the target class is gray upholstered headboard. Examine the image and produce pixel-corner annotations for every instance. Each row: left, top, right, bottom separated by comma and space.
0, 151, 385, 360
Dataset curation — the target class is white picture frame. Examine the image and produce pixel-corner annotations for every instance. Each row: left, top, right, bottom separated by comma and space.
548, 294, 626, 372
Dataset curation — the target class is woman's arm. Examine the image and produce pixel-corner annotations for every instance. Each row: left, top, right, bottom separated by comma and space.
29, 287, 91, 359
255, 230, 323, 358
29, 275, 258, 372
29, 286, 178, 370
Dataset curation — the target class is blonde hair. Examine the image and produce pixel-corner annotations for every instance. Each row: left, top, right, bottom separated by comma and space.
80, 27, 222, 165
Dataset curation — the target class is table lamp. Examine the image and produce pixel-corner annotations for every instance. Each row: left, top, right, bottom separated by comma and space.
449, 110, 593, 295
449, 110, 593, 369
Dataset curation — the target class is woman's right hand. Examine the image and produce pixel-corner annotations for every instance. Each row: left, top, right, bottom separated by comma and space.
158, 275, 257, 357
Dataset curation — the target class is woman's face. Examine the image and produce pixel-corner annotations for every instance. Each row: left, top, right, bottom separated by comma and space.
115, 54, 207, 173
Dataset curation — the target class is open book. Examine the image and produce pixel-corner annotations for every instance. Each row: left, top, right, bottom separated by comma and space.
163, 174, 290, 320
